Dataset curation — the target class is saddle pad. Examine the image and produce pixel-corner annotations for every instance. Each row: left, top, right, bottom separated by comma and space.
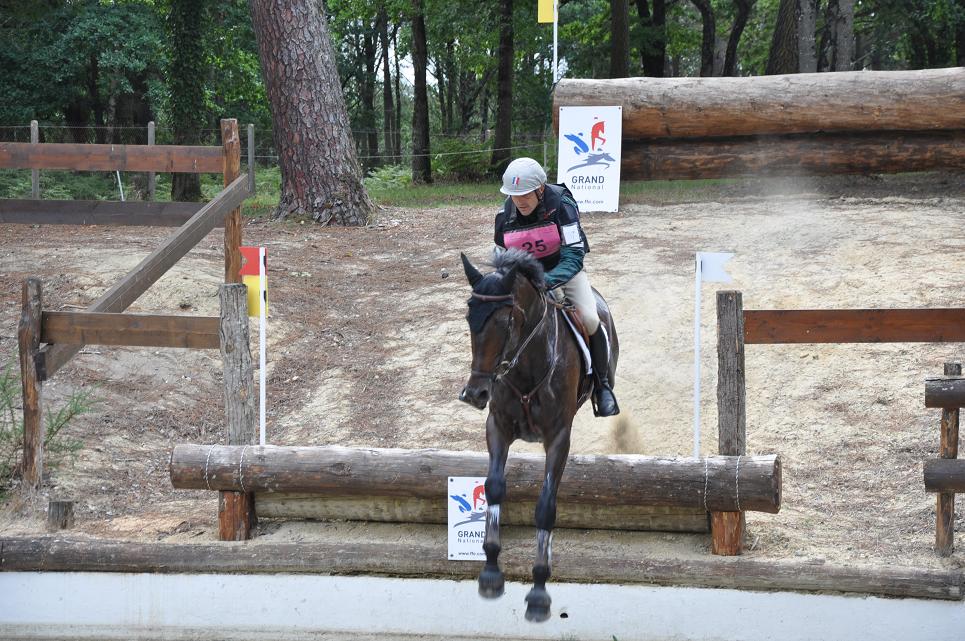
561, 310, 593, 376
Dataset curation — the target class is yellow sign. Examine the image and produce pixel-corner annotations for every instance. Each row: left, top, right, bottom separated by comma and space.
242, 274, 266, 316
538, 0, 553, 23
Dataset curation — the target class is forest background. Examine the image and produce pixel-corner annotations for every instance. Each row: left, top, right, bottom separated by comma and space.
0, 0, 963, 205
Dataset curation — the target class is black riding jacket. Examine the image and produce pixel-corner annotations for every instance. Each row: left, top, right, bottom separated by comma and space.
493, 183, 590, 289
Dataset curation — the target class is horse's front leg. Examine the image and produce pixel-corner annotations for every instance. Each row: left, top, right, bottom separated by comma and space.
479, 414, 510, 598
525, 427, 571, 622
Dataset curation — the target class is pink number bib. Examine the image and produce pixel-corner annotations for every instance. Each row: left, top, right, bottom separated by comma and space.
503, 222, 561, 259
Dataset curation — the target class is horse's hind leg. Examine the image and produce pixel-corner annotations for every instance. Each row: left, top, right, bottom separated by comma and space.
479, 415, 509, 599
525, 429, 570, 622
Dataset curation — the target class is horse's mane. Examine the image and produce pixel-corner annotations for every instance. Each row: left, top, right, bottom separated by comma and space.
488, 248, 545, 289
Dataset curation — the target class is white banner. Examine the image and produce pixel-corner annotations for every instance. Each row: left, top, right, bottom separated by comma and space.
447, 476, 487, 560
557, 105, 623, 212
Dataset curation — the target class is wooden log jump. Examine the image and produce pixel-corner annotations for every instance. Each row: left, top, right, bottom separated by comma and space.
924, 365, 962, 556
926, 376, 965, 409
553, 68, 965, 180
170, 444, 781, 532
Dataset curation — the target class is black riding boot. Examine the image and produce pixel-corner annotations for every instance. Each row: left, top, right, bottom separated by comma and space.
589, 328, 619, 417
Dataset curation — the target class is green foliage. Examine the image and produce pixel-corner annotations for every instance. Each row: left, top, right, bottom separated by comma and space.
432, 138, 493, 182
364, 164, 412, 190
0, 361, 94, 494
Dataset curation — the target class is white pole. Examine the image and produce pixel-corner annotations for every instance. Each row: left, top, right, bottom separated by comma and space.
693, 253, 702, 458
116, 171, 125, 202
259, 247, 267, 446
553, 0, 559, 84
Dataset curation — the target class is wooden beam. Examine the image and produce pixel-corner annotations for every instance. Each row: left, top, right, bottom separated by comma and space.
744, 309, 965, 345
0, 199, 212, 227
255, 493, 710, 532
3, 537, 961, 600
925, 459, 965, 493
170, 445, 782, 514
0, 142, 225, 173
553, 69, 965, 138
36, 174, 251, 381
936, 362, 961, 557
18, 278, 43, 489
619, 130, 965, 181
714, 291, 747, 555
41, 312, 220, 349
926, 377, 965, 409
221, 119, 242, 284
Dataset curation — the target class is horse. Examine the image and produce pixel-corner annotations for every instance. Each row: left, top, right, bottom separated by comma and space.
458, 248, 619, 622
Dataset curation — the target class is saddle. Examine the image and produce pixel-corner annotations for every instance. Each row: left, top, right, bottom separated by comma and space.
557, 302, 593, 376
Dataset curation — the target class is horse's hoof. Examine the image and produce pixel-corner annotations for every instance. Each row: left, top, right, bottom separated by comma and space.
478, 567, 505, 599
524, 588, 551, 622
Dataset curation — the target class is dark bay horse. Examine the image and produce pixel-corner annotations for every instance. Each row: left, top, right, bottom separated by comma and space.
458, 248, 619, 622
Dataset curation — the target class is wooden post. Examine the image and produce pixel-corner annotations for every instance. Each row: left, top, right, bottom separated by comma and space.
19, 278, 43, 489
713, 291, 746, 555
247, 124, 255, 195
221, 119, 242, 284
218, 284, 256, 540
147, 121, 156, 201
936, 362, 961, 556
30, 120, 39, 199
46, 500, 75, 531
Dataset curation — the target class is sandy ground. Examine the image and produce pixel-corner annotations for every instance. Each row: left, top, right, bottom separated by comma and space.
1, 171, 963, 573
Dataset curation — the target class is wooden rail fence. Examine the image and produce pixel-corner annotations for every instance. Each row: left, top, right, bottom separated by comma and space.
717, 291, 965, 556
13, 120, 255, 496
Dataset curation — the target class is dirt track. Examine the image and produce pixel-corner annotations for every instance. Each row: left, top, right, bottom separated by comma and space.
1, 171, 963, 571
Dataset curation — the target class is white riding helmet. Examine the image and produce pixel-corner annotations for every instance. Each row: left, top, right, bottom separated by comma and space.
500, 157, 547, 196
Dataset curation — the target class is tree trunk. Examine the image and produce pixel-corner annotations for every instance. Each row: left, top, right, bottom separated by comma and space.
248, 0, 374, 225
766, 0, 800, 74
490, 0, 514, 175
723, 0, 754, 76
690, 0, 716, 77
798, 0, 818, 73
361, 28, 379, 171
410, 0, 432, 183
828, 0, 854, 71
377, 8, 396, 164
480, 84, 490, 142
610, 0, 631, 77
166, 0, 206, 202
435, 56, 449, 135
392, 26, 403, 161
635, 0, 667, 77
957, 0, 965, 67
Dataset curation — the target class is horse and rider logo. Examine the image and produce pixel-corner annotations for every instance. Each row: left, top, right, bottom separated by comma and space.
563, 116, 616, 172
450, 482, 487, 527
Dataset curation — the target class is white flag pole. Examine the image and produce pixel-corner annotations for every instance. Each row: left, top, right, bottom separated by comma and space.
259, 247, 267, 446
553, 0, 559, 83
693, 253, 703, 458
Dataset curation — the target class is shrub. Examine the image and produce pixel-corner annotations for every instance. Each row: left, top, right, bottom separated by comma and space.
432, 137, 492, 182
365, 164, 411, 190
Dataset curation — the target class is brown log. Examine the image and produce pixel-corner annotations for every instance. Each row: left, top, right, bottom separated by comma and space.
36, 174, 251, 381
711, 511, 745, 555
926, 377, 965, 409
744, 309, 965, 345
46, 500, 74, 531
0, 142, 225, 173
619, 130, 965, 181
18, 278, 43, 489
552, 69, 965, 138
925, 459, 965, 493
222, 119, 242, 285
936, 362, 961, 557
0, 199, 209, 227
170, 445, 782, 514
41, 312, 220, 349
3, 536, 961, 600
714, 291, 746, 555
219, 284, 256, 541
255, 493, 710, 533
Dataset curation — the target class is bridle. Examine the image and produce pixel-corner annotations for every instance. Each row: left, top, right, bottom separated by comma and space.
469, 287, 560, 434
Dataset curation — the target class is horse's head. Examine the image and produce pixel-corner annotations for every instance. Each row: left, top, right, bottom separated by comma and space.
458, 249, 546, 410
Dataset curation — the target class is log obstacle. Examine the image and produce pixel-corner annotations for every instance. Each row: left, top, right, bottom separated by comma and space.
170, 444, 781, 533
923, 364, 963, 556
553, 68, 965, 180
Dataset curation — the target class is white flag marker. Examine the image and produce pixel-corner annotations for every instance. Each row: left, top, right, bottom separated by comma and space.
693, 252, 734, 457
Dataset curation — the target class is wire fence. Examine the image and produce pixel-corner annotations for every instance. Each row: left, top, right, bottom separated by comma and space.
0, 122, 558, 171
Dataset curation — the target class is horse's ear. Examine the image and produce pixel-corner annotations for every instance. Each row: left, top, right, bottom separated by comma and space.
500, 265, 518, 293
461, 252, 483, 286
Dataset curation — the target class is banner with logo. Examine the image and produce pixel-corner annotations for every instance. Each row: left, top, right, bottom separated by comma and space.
557, 105, 623, 213
448, 476, 487, 560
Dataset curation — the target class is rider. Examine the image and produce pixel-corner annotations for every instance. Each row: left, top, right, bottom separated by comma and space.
494, 157, 619, 417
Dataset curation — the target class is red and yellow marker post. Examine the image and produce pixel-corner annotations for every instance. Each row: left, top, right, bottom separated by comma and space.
240, 246, 267, 444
